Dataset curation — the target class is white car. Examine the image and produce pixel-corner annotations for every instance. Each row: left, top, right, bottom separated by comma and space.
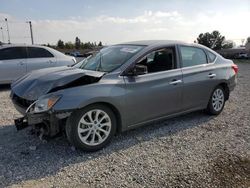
0, 44, 76, 84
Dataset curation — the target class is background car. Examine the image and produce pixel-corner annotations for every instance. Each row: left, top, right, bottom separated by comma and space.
0, 44, 76, 84
69, 51, 84, 57
238, 52, 249, 59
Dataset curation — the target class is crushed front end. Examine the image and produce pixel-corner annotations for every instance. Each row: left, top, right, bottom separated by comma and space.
11, 92, 71, 137
10, 66, 105, 138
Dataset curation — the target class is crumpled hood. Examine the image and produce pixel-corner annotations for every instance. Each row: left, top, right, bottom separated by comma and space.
11, 66, 105, 101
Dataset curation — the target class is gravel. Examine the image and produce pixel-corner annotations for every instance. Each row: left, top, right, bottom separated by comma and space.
0, 62, 249, 188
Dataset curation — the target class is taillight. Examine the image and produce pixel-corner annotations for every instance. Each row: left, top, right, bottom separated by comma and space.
232, 64, 238, 74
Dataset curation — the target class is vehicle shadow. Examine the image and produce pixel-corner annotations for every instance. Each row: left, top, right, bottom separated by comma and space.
0, 111, 214, 187
0, 84, 11, 91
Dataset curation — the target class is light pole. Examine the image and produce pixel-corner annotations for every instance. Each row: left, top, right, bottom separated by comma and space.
0, 27, 4, 43
5, 18, 10, 44
241, 39, 245, 46
27, 21, 34, 44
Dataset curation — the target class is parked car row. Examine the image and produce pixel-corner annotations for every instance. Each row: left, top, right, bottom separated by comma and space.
0, 44, 76, 84
236, 52, 249, 59
10, 40, 238, 151
66, 50, 96, 58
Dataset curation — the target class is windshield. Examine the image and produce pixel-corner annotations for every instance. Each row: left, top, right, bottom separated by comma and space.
76, 45, 144, 72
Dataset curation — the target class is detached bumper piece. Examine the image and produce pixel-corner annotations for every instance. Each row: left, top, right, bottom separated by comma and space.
15, 117, 29, 131
14, 112, 62, 137
14, 109, 72, 138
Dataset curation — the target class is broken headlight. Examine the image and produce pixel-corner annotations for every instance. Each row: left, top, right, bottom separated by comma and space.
33, 95, 61, 113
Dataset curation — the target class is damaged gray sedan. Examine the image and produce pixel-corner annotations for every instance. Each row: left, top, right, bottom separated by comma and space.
11, 40, 237, 151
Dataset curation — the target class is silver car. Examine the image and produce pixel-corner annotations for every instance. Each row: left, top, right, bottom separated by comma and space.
10, 40, 238, 151
0, 44, 76, 84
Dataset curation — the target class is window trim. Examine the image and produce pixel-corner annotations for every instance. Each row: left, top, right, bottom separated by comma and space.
0, 47, 28, 60
178, 45, 209, 68
121, 45, 179, 76
26, 47, 54, 59
205, 50, 218, 64
134, 67, 182, 78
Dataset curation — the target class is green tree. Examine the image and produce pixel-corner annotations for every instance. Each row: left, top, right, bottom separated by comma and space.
98, 41, 103, 46
57, 39, 64, 49
82, 42, 93, 49
65, 42, 74, 49
222, 40, 235, 49
197, 30, 225, 50
75, 37, 81, 49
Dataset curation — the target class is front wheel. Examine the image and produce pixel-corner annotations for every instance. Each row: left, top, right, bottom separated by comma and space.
206, 86, 226, 115
66, 104, 117, 151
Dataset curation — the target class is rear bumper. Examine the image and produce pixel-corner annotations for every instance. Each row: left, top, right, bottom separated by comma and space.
228, 76, 237, 92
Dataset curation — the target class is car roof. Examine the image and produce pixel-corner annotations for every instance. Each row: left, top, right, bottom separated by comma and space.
0, 43, 70, 58
119, 40, 190, 46
0, 43, 49, 49
118, 40, 213, 50
118, 40, 220, 55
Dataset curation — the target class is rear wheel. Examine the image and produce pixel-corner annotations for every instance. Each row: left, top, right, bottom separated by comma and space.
206, 86, 225, 115
66, 104, 116, 151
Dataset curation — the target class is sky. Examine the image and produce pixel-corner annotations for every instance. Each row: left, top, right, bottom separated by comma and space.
0, 0, 249, 45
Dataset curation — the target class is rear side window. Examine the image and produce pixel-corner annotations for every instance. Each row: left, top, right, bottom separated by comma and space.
180, 46, 207, 67
207, 51, 216, 62
0, 47, 27, 60
27, 47, 54, 58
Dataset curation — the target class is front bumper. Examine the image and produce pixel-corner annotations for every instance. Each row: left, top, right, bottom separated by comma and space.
11, 92, 72, 137
15, 117, 29, 130
14, 111, 72, 136
14, 106, 72, 137
10, 92, 34, 116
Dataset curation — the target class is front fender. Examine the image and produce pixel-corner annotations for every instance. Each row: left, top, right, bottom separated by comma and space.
51, 80, 126, 115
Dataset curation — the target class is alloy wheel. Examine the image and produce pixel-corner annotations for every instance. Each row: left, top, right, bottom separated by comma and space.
77, 109, 111, 146
212, 88, 224, 112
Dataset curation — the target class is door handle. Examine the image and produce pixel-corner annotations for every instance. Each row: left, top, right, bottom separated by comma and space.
169, 79, 182, 85
47, 60, 54, 64
19, 61, 24, 65
208, 73, 216, 78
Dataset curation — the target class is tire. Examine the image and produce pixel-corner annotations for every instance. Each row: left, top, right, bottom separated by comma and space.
206, 86, 226, 115
66, 104, 117, 151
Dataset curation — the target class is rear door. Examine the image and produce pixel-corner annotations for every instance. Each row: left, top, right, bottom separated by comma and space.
179, 45, 217, 110
26, 47, 56, 72
123, 46, 183, 126
0, 47, 27, 83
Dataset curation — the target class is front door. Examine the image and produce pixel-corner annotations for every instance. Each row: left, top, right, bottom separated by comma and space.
123, 47, 183, 126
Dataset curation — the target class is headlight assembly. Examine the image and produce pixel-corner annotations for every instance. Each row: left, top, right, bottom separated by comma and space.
32, 95, 61, 113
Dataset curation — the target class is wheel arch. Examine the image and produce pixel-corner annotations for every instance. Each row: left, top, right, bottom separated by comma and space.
78, 102, 123, 134
218, 82, 230, 101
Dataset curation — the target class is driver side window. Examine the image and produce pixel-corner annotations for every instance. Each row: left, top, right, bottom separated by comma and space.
137, 47, 176, 74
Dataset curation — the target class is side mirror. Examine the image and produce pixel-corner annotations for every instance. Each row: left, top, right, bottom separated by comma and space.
125, 64, 148, 76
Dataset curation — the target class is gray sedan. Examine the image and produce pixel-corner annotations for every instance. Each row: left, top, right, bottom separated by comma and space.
10, 40, 238, 151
